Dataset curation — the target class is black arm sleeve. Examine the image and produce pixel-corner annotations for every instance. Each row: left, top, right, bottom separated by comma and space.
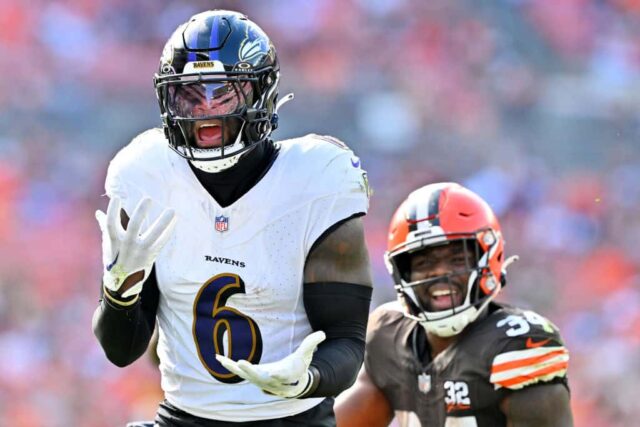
302, 282, 372, 398
92, 267, 160, 367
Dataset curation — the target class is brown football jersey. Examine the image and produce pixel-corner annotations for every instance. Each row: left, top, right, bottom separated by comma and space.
364, 301, 569, 427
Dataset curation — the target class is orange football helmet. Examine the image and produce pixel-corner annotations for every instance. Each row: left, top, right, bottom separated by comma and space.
385, 182, 516, 337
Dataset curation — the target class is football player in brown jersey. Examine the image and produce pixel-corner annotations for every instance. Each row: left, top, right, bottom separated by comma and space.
335, 183, 573, 427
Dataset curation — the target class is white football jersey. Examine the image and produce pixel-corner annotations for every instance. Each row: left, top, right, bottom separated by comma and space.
104, 129, 370, 421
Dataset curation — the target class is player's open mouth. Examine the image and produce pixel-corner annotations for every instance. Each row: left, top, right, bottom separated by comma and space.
428, 284, 463, 311
196, 124, 223, 148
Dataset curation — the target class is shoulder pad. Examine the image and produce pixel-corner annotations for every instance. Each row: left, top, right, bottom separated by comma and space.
488, 308, 569, 390
364, 301, 415, 388
279, 133, 371, 201
366, 302, 415, 354
368, 301, 405, 334
104, 128, 168, 209
109, 129, 166, 171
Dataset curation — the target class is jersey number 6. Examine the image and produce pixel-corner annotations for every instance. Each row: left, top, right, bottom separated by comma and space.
192, 273, 263, 383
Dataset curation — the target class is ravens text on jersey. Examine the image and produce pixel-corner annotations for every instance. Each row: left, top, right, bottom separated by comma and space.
93, 9, 373, 427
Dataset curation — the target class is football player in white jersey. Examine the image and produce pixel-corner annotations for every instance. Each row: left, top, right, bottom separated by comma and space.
335, 183, 573, 427
93, 10, 372, 427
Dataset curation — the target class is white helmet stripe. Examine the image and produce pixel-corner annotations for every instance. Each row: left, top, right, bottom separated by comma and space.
415, 195, 430, 232
408, 183, 452, 233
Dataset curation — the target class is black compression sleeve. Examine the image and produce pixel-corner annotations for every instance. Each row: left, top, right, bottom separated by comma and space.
302, 282, 372, 398
92, 267, 160, 367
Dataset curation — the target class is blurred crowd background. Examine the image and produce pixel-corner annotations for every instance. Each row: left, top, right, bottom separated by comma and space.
1, 0, 639, 426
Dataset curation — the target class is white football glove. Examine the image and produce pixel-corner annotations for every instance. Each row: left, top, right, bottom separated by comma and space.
96, 197, 176, 298
216, 331, 326, 399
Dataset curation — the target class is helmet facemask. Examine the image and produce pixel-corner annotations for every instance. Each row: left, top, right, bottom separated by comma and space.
386, 230, 503, 337
155, 65, 279, 172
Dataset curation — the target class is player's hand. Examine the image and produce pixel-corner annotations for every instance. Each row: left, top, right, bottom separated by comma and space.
96, 197, 176, 298
216, 331, 326, 399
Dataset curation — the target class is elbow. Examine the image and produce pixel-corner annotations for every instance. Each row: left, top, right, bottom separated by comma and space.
103, 347, 138, 368
343, 371, 359, 391
107, 354, 135, 368
341, 340, 365, 391
92, 306, 146, 368
336, 360, 361, 393
93, 327, 141, 368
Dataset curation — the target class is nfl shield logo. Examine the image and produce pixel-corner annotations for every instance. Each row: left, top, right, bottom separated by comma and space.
418, 373, 431, 394
215, 215, 229, 233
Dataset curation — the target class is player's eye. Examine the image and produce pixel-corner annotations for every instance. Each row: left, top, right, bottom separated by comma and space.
452, 256, 467, 265
181, 87, 204, 103
217, 90, 236, 105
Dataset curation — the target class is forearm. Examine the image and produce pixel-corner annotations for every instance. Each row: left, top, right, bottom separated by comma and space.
303, 281, 372, 398
92, 271, 159, 367
307, 336, 365, 397
335, 369, 394, 427
92, 294, 153, 367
